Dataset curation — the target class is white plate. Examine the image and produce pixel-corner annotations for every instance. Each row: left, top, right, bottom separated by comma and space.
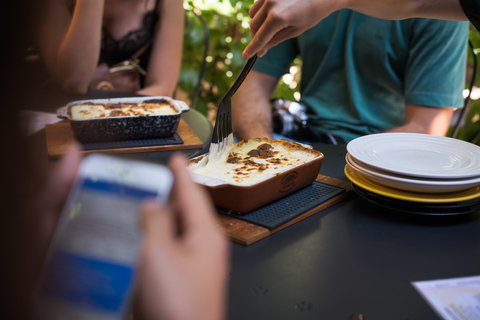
347, 133, 480, 179
346, 153, 480, 193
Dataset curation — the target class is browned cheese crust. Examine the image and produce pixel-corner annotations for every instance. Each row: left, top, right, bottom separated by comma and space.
69, 98, 176, 119
190, 138, 322, 184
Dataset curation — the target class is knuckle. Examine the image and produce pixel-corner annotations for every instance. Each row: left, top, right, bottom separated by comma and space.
264, 0, 278, 8
268, 11, 287, 25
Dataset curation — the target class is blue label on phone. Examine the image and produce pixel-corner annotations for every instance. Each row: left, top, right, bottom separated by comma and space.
82, 178, 158, 199
35, 176, 161, 318
41, 251, 135, 314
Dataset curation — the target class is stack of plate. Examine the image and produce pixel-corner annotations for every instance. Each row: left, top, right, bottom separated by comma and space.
345, 133, 480, 215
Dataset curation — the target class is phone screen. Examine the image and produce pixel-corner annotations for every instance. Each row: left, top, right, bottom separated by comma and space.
35, 176, 159, 320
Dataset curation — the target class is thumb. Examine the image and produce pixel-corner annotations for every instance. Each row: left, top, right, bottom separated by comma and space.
139, 201, 176, 250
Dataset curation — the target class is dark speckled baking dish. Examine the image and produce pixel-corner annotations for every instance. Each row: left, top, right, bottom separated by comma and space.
57, 96, 189, 143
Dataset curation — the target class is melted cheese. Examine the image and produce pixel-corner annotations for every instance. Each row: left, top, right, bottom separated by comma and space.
189, 139, 321, 186
207, 133, 234, 164
70, 102, 177, 120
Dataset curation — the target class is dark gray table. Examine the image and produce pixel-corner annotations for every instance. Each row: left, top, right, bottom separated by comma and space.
26, 87, 479, 319
226, 144, 480, 320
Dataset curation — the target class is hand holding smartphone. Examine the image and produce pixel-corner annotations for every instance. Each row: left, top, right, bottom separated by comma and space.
34, 154, 173, 320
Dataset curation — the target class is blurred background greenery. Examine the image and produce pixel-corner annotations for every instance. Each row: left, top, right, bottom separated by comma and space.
178, 0, 479, 145
178, 0, 301, 123
449, 28, 480, 145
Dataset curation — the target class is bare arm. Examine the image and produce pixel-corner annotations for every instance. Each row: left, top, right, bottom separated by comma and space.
232, 70, 280, 140
243, 0, 467, 59
345, 0, 467, 21
37, 0, 104, 94
385, 104, 454, 136
137, 0, 184, 97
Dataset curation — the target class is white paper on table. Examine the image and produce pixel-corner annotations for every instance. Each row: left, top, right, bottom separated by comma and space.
412, 275, 480, 320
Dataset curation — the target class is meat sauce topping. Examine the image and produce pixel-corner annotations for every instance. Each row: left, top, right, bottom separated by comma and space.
225, 143, 292, 182
188, 138, 322, 186
70, 99, 177, 120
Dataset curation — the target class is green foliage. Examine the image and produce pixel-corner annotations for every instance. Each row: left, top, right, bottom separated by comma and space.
451, 27, 480, 146
451, 99, 480, 145
272, 57, 302, 102
468, 29, 480, 67
179, 0, 301, 121
179, 0, 253, 120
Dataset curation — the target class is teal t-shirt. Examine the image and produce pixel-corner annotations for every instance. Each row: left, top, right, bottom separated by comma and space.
254, 10, 469, 142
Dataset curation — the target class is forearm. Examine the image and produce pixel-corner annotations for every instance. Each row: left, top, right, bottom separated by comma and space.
243, 0, 467, 59
39, 0, 104, 94
384, 105, 454, 136
232, 95, 272, 140
232, 72, 277, 140
344, 0, 467, 21
137, 83, 176, 97
140, 0, 184, 97
140, 52, 182, 96
58, 0, 104, 92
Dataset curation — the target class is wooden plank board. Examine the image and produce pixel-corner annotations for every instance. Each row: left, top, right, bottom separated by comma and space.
45, 119, 203, 159
217, 174, 353, 245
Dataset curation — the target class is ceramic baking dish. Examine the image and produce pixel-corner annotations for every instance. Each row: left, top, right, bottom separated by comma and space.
189, 139, 324, 214
57, 96, 189, 143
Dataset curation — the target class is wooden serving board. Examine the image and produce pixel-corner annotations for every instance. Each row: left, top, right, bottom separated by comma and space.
217, 174, 353, 245
45, 119, 203, 159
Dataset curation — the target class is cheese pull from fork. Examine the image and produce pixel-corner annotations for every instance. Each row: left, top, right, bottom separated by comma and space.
207, 132, 234, 165
208, 55, 257, 164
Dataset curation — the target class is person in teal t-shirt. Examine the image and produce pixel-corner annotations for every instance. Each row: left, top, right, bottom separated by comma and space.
241, 0, 480, 59
232, 10, 468, 143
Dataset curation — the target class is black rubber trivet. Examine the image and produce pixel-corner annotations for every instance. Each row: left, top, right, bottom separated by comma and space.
218, 181, 346, 229
81, 133, 183, 150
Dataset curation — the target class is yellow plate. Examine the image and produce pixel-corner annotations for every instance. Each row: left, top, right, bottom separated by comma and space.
345, 164, 480, 203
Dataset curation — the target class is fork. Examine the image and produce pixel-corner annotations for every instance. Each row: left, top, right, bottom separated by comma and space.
209, 55, 258, 161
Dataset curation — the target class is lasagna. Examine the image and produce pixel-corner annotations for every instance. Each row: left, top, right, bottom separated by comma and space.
189, 138, 322, 186
69, 99, 177, 120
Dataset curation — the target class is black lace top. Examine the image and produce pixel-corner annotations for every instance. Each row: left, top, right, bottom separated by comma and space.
99, 8, 158, 67
67, 0, 160, 83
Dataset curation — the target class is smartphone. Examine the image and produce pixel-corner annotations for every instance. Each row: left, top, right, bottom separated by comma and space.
33, 154, 173, 320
